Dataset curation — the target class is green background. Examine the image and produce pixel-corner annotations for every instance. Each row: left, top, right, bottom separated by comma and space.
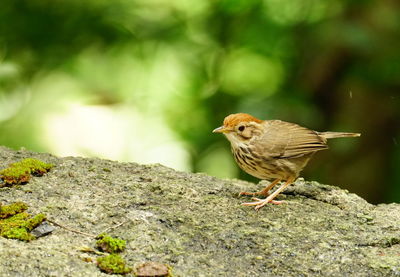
1, 0, 399, 204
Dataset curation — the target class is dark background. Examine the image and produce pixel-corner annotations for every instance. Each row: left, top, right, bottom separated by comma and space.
0, 0, 399, 203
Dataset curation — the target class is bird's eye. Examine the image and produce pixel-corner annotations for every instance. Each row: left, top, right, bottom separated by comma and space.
238, 125, 245, 132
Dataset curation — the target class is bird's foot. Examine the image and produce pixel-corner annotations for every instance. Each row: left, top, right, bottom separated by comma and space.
238, 179, 280, 198
241, 197, 284, 210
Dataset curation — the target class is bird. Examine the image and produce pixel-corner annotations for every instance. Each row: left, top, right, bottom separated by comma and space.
213, 113, 360, 210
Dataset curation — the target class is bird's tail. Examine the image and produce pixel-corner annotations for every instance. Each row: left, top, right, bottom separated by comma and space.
319, 131, 361, 139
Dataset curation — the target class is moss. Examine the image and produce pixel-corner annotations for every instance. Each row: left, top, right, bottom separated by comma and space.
14, 158, 54, 176
0, 167, 31, 186
94, 234, 130, 274
2, 227, 35, 241
97, 254, 132, 275
0, 203, 46, 241
0, 202, 28, 219
96, 233, 126, 253
24, 213, 46, 231
0, 158, 53, 186
0, 212, 30, 228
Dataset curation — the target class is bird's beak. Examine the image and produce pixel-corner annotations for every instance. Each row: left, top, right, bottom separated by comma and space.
213, 126, 229, 133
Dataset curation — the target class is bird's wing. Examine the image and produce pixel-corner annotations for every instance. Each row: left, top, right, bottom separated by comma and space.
255, 120, 328, 159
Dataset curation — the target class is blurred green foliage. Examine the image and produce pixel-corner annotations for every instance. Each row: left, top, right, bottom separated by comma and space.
0, 0, 399, 203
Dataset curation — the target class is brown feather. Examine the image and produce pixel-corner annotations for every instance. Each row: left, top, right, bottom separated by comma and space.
255, 120, 328, 159
318, 131, 361, 139
223, 113, 262, 129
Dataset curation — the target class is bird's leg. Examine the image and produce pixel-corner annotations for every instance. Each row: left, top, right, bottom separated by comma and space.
241, 177, 295, 210
238, 178, 281, 197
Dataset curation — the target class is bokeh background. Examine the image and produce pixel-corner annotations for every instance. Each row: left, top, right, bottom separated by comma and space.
1, 0, 399, 204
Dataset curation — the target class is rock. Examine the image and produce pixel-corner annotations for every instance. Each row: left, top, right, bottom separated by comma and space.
0, 146, 400, 276
135, 261, 169, 277
31, 222, 56, 238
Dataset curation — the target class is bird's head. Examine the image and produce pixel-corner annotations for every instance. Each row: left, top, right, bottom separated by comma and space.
213, 113, 263, 145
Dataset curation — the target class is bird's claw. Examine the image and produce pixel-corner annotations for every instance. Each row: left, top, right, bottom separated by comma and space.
251, 197, 262, 201
241, 198, 284, 211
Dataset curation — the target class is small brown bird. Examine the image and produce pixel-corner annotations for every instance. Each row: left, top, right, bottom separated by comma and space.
213, 113, 360, 210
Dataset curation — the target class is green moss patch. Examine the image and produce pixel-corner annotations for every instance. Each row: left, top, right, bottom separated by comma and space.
0, 158, 54, 186
0, 202, 28, 219
97, 254, 132, 275
0, 202, 46, 241
96, 233, 126, 253
0, 167, 31, 186
12, 158, 54, 176
90, 233, 133, 275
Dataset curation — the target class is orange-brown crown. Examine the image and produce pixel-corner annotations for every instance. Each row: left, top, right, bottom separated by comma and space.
223, 113, 263, 128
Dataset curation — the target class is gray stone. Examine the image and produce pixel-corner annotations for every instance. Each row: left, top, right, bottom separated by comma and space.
31, 222, 56, 238
0, 146, 400, 277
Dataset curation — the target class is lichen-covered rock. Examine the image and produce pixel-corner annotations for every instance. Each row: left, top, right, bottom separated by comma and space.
0, 146, 400, 276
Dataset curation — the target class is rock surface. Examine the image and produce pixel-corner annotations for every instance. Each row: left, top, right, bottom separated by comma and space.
0, 146, 400, 276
